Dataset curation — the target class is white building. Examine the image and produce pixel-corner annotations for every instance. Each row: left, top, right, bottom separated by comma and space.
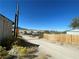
0, 14, 14, 40
67, 29, 79, 35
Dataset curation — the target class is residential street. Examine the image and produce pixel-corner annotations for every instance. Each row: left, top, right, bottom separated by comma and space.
21, 35, 79, 59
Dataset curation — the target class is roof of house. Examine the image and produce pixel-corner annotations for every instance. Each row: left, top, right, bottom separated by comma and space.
0, 13, 14, 24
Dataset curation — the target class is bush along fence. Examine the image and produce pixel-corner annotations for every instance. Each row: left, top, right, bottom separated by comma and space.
43, 34, 79, 45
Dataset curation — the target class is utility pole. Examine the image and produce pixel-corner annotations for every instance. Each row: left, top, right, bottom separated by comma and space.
14, 3, 19, 38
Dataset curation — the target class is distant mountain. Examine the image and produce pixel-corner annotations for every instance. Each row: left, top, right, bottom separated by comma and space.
18, 27, 27, 30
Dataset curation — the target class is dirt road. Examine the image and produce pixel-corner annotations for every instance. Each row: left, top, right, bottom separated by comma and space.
22, 35, 79, 59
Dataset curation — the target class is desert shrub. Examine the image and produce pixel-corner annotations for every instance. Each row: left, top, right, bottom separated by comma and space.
44, 30, 50, 34
0, 46, 15, 59
0, 37, 39, 50
24, 31, 27, 34
39, 32, 44, 38
13, 38, 39, 47
9, 45, 27, 57
0, 37, 16, 50
12, 39, 27, 47
0, 46, 8, 59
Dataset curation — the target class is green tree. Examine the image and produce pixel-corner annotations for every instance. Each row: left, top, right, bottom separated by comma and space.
70, 17, 79, 29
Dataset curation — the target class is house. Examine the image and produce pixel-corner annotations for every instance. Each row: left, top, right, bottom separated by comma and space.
0, 14, 14, 40
66, 29, 79, 35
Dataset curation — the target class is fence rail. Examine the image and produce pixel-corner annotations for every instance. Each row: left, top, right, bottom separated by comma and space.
43, 34, 79, 45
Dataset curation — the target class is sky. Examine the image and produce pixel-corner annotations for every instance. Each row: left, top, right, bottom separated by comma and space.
0, 0, 79, 31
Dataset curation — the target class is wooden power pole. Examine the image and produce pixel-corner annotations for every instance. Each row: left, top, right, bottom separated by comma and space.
14, 3, 19, 38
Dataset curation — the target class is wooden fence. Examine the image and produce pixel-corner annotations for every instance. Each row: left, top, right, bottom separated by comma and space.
43, 34, 79, 45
